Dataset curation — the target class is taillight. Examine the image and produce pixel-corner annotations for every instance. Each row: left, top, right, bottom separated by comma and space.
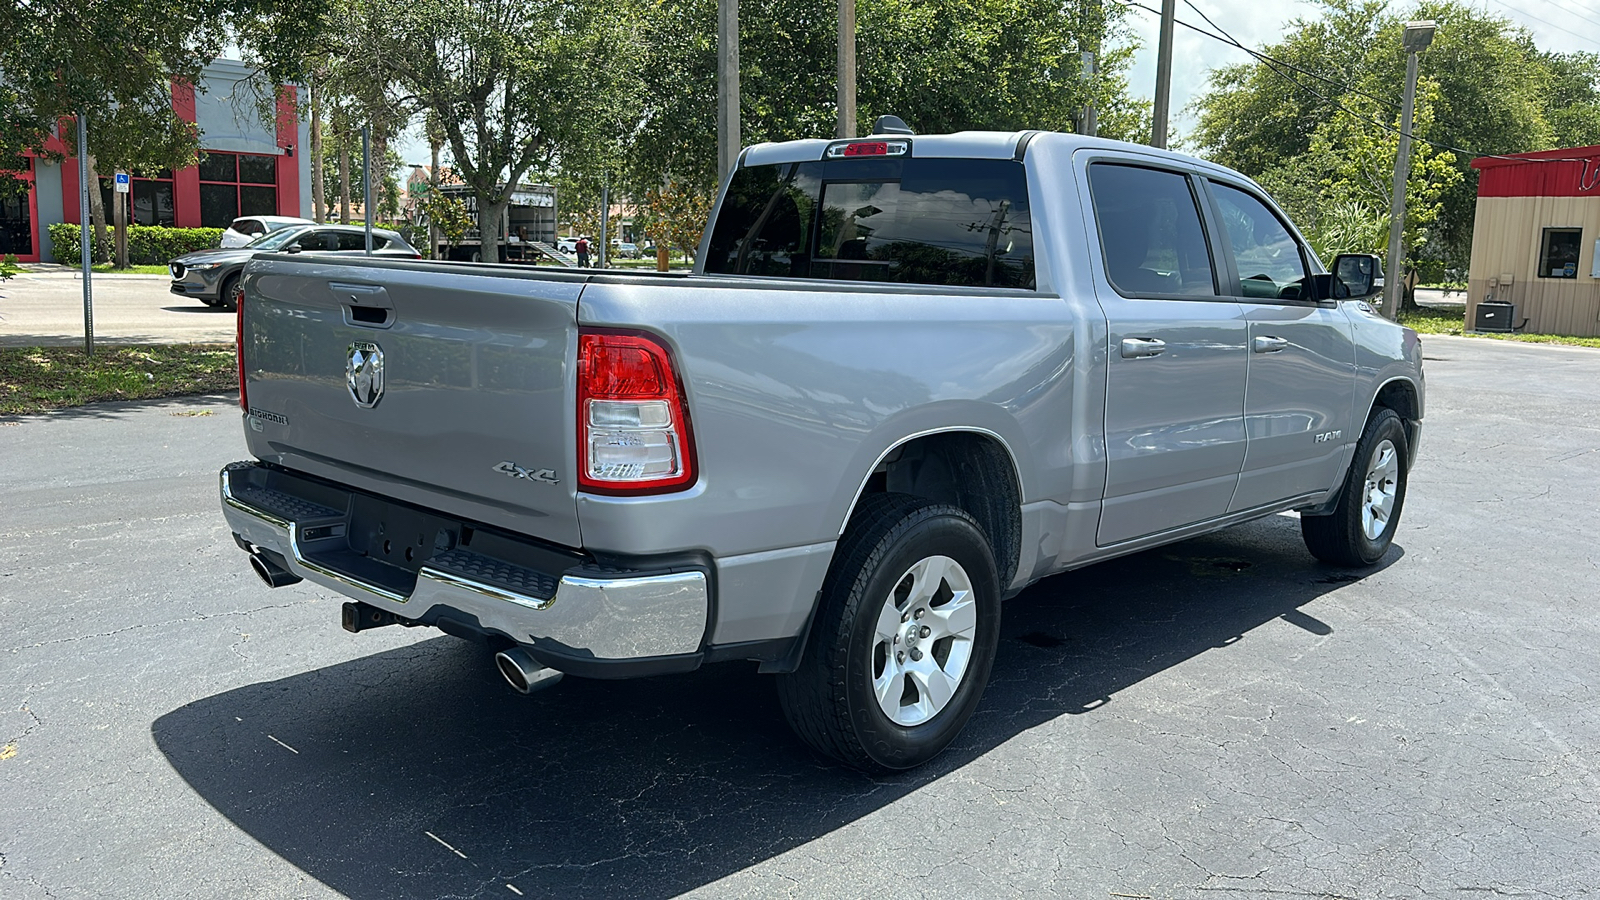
236, 283, 247, 411
577, 329, 696, 494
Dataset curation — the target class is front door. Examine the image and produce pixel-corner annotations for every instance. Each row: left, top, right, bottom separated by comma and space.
1084, 158, 1250, 546
1202, 179, 1356, 512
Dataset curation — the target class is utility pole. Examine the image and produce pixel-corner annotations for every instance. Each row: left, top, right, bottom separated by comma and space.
1382, 21, 1436, 320
77, 113, 94, 356
717, 0, 741, 183
1079, 52, 1097, 136
1078, 0, 1102, 136
1151, 0, 1176, 148
837, 0, 856, 139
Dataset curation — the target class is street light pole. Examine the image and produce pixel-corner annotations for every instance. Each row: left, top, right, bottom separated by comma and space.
77, 113, 94, 356
1382, 20, 1436, 320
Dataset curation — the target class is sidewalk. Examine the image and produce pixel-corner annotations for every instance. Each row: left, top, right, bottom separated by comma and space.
12, 262, 167, 280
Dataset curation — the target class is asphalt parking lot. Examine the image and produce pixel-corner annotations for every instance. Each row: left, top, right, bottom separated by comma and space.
2, 334, 1596, 899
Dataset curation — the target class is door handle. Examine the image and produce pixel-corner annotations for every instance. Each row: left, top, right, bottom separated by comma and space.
1253, 335, 1289, 353
1120, 337, 1167, 359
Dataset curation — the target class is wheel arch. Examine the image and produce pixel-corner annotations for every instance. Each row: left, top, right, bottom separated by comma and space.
1366, 374, 1423, 467
836, 425, 1025, 592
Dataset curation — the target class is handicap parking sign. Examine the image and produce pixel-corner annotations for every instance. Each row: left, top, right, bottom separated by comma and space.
114, 172, 130, 193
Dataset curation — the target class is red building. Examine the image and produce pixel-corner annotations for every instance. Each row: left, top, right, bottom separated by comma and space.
2, 59, 310, 262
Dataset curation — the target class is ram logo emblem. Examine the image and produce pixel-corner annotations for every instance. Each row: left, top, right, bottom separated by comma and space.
346, 342, 385, 408
1315, 430, 1342, 443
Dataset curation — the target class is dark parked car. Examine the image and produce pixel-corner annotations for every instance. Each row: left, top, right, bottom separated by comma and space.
169, 224, 420, 309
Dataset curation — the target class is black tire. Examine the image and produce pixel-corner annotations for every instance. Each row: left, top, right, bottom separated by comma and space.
218, 274, 240, 311
1302, 407, 1409, 566
777, 492, 1001, 772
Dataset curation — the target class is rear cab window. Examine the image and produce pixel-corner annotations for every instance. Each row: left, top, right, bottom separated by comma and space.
705, 156, 1034, 289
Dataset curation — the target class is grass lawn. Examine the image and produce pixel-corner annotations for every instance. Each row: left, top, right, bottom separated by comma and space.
89, 264, 169, 275
0, 344, 237, 415
1398, 305, 1600, 349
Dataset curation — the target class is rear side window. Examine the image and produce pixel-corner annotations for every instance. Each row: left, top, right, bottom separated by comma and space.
337, 232, 388, 251
1087, 163, 1217, 297
705, 157, 1034, 289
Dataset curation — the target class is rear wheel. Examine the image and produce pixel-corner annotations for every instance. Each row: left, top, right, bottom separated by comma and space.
777, 493, 1001, 772
1302, 407, 1409, 566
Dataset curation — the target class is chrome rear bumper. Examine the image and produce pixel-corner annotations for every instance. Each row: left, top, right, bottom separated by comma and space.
219, 463, 709, 666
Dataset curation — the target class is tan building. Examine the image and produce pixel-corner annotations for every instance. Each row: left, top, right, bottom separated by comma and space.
1467, 145, 1600, 336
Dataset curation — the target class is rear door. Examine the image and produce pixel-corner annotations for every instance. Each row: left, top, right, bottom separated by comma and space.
1082, 157, 1249, 545
1201, 179, 1356, 512
241, 256, 585, 547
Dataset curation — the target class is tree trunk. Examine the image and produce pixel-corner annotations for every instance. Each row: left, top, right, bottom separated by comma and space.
428, 138, 441, 260
310, 83, 325, 224
373, 132, 389, 223
339, 131, 352, 224
85, 155, 110, 264
476, 198, 504, 264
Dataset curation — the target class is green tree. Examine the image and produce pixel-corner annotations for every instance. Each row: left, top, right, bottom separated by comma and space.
351, 0, 640, 263
1192, 0, 1600, 268
624, 0, 1148, 198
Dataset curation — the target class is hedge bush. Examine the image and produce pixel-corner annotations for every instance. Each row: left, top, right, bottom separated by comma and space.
47, 223, 225, 266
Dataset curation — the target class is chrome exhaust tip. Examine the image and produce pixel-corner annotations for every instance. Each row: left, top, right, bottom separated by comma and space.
494, 647, 564, 695
250, 552, 302, 588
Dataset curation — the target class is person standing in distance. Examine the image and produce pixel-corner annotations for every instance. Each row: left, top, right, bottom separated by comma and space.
575, 235, 590, 268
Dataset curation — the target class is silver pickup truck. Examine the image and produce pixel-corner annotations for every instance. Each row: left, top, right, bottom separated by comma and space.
220, 127, 1423, 772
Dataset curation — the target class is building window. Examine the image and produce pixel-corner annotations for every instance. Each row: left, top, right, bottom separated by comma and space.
0, 159, 33, 256
198, 151, 278, 227
1538, 227, 1582, 279
99, 171, 175, 227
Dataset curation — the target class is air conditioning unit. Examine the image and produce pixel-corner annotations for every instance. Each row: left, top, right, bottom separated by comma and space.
1474, 301, 1515, 333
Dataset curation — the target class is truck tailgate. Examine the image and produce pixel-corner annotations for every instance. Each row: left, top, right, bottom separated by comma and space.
240, 256, 584, 548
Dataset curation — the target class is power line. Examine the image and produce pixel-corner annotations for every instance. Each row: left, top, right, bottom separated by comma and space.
1482, 0, 1577, 35
1532, 0, 1600, 32
1118, 0, 1600, 166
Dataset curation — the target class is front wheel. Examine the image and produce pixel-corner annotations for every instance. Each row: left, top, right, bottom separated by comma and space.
1302, 407, 1409, 566
777, 493, 1001, 772
217, 274, 240, 311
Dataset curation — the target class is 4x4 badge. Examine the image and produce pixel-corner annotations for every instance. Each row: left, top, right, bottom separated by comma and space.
346, 341, 385, 408
494, 461, 559, 484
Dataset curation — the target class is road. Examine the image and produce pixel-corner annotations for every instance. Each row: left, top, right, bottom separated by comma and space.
0, 270, 234, 347
2, 336, 1596, 899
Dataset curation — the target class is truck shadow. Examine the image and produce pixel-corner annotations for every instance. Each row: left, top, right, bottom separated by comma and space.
153, 514, 1400, 899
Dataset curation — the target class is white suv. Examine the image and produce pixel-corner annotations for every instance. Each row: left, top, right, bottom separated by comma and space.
218, 215, 314, 248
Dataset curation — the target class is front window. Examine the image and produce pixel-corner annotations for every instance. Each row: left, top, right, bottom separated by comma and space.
1209, 181, 1311, 301
100, 170, 175, 226
1538, 227, 1581, 279
248, 226, 310, 250
199, 152, 279, 228
705, 156, 1034, 289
